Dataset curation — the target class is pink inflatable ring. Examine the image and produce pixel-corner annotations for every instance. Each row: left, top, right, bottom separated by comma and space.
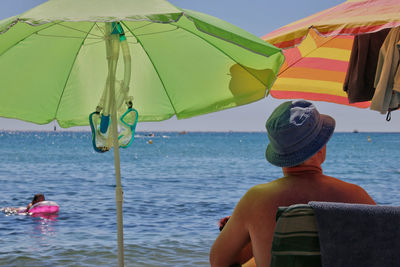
28, 201, 59, 214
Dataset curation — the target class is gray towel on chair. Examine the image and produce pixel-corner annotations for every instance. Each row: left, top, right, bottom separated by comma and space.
309, 201, 400, 267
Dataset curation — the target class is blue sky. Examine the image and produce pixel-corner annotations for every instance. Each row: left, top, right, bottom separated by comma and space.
1, 0, 399, 132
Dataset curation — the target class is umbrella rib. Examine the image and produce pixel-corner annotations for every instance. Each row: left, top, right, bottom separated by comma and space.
121, 21, 179, 116
278, 27, 344, 76
84, 39, 107, 46
94, 22, 105, 36
34, 33, 101, 40
53, 21, 104, 39
53, 23, 97, 122
171, 21, 270, 88
134, 26, 179, 37
1, 22, 102, 59
0, 22, 57, 57
128, 21, 153, 31
125, 21, 179, 37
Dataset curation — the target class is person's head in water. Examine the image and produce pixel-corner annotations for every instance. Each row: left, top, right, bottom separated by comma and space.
25, 193, 45, 212
265, 100, 336, 167
31, 194, 45, 205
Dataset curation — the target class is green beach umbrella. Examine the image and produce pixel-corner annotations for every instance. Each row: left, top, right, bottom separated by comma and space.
0, 0, 284, 266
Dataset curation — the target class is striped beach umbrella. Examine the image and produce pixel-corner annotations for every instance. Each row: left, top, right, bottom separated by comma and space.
262, 0, 400, 108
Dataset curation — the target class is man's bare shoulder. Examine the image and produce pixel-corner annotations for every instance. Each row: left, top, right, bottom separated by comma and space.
316, 174, 376, 204
240, 178, 288, 207
246, 178, 286, 194
323, 174, 368, 190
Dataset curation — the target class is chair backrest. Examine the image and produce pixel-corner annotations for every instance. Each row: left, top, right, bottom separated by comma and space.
270, 204, 322, 267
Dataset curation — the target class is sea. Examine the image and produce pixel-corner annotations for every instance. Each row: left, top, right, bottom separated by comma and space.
1, 131, 399, 266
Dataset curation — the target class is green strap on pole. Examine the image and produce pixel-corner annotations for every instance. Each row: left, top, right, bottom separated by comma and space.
111, 22, 127, 41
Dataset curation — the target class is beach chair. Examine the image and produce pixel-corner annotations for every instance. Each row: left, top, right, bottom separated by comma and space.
270, 202, 400, 267
270, 204, 321, 267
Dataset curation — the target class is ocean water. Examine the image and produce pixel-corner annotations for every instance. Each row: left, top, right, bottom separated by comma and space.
0, 131, 399, 266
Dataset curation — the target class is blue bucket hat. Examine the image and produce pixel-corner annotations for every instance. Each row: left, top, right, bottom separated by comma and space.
265, 100, 335, 167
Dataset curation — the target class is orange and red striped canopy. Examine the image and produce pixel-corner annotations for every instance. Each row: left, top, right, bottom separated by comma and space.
263, 0, 400, 108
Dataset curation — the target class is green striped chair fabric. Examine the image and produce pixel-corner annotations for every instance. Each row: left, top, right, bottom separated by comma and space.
270, 204, 322, 267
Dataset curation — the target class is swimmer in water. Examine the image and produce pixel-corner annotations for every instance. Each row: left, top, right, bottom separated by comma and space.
25, 194, 45, 212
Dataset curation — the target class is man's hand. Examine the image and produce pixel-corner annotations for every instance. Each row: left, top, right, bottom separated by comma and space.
218, 216, 231, 231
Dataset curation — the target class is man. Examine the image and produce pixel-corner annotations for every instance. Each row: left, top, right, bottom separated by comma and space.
210, 100, 376, 267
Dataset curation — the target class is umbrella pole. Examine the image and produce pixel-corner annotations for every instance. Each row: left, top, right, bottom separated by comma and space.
106, 23, 125, 267
111, 87, 125, 267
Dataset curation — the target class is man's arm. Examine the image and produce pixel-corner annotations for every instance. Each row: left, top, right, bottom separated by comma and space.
210, 191, 254, 267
